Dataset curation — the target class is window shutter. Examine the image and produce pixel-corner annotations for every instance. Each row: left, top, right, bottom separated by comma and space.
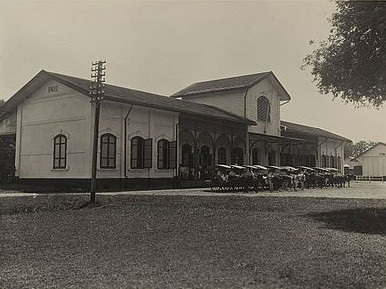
144, 138, 153, 168
169, 141, 177, 169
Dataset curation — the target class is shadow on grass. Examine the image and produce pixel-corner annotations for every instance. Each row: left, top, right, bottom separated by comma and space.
308, 207, 386, 235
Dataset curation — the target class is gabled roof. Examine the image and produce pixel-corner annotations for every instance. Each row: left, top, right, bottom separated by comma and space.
0, 70, 255, 125
280, 120, 351, 142
353, 142, 386, 160
171, 71, 291, 101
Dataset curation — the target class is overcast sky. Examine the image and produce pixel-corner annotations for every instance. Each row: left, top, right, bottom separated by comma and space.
0, 0, 385, 143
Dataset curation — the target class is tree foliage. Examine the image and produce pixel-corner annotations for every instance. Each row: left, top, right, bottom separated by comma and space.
345, 140, 378, 158
303, 1, 386, 108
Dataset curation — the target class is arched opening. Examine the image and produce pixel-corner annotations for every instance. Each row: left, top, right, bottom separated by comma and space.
217, 147, 227, 164
252, 147, 259, 165
232, 147, 244, 165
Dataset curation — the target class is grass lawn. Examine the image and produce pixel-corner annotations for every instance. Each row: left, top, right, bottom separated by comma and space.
1, 194, 385, 289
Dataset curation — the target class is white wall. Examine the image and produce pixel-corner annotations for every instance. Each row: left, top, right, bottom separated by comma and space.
16, 79, 179, 180
179, 89, 245, 117
177, 75, 283, 137
17, 80, 92, 178
126, 106, 178, 179
358, 144, 386, 177
246, 76, 281, 136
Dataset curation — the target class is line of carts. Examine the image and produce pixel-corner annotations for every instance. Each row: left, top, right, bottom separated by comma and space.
208, 164, 354, 192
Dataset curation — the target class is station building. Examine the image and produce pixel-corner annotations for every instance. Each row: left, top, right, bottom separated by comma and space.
0, 70, 350, 189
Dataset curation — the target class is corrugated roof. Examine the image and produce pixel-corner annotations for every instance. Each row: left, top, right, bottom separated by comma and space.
171, 71, 291, 101
281, 120, 351, 142
0, 70, 255, 125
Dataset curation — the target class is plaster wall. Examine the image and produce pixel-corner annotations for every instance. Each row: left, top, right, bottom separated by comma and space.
126, 106, 178, 179
246, 76, 281, 136
17, 80, 92, 178
176, 90, 245, 119
357, 144, 386, 177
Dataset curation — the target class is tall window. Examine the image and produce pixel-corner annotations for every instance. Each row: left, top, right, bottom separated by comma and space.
158, 139, 170, 169
100, 133, 116, 169
257, 96, 271, 122
252, 148, 259, 165
53, 134, 67, 169
218, 147, 227, 164
131, 136, 144, 169
232, 147, 244, 165
157, 139, 177, 169
322, 155, 327, 167
182, 144, 192, 167
200, 145, 211, 167
131, 137, 152, 169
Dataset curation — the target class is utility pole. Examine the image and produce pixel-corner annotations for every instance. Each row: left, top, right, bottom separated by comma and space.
90, 60, 106, 203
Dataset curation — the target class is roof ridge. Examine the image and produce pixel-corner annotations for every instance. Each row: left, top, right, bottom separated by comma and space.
47, 71, 168, 98
171, 71, 272, 98
192, 71, 270, 85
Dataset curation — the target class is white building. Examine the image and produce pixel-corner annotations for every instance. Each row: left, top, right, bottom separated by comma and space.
0, 70, 351, 189
353, 143, 386, 178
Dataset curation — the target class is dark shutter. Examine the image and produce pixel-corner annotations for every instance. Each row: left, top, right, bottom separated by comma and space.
144, 138, 153, 168
169, 141, 177, 169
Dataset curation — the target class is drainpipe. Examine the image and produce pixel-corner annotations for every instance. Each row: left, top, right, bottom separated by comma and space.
124, 105, 133, 186
243, 88, 250, 118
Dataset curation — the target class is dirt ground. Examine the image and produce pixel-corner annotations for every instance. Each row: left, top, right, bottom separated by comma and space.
0, 183, 385, 289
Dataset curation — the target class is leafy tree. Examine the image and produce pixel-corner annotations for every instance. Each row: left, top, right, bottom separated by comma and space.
303, 1, 386, 108
345, 140, 378, 158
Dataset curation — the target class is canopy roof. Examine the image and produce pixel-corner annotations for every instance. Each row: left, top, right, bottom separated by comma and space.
281, 120, 351, 142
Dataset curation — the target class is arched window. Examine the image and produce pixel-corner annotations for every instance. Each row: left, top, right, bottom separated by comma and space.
232, 147, 244, 165
257, 96, 271, 122
330, 156, 335, 168
218, 147, 227, 164
310, 155, 316, 167
182, 144, 192, 167
53, 134, 67, 169
252, 148, 259, 165
131, 136, 144, 169
158, 139, 170, 169
100, 134, 116, 169
322, 155, 327, 167
200, 145, 211, 167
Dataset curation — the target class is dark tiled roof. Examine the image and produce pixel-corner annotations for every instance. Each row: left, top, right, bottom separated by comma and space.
172, 71, 291, 101
281, 120, 351, 142
0, 70, 255, 125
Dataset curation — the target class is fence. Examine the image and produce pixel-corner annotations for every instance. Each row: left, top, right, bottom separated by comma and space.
356, 176, 385, 183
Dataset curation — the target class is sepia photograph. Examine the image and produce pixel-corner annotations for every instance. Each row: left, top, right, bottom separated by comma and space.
0, 0, 385, 288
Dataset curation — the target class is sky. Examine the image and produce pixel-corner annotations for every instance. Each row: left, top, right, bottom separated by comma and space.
0, 0, 385, 143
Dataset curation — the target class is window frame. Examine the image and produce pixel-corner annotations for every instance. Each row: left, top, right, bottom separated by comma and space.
157, 139, 170, 169
257, 96, 271, 122
100, 133, 117, 169
131, 136, 144, 169
53, 134, 67, 169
